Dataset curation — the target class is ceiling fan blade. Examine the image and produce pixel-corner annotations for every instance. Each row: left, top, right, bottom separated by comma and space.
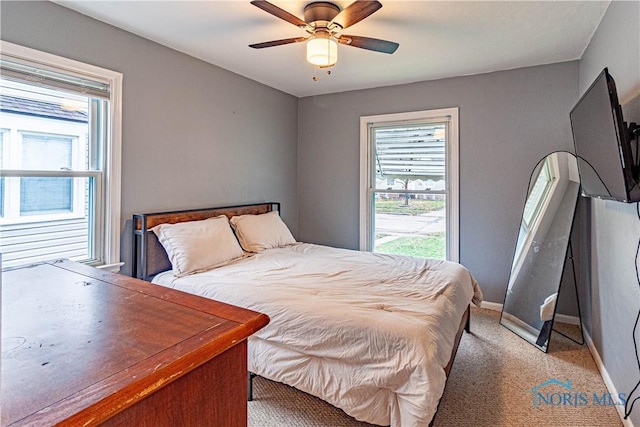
330, 0, 382, 30
250, 0, 307, 28
249, 37, 308, 49
337, 35, 399, 54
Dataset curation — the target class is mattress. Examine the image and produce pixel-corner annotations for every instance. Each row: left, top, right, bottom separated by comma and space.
153, 242, 482, 426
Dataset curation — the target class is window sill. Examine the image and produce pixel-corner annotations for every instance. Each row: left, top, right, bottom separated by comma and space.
96, 262, 124, 273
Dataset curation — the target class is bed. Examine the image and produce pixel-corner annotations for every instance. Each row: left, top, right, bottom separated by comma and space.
132, 202, 482, 427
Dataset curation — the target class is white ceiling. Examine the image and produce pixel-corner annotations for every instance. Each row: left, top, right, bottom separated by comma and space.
54, 1, 610, 97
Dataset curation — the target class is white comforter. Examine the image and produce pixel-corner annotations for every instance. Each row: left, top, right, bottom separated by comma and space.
153, 243, 482, 426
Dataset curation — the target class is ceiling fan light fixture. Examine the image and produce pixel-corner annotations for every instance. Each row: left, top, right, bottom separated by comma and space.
250, 1, 397, 72
306, 34, 338, 67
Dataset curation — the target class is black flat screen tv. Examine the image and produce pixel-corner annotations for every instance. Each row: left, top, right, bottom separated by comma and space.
570, 68, 640, 203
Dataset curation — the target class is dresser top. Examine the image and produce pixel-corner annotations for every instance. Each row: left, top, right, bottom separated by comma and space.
1, 260, 269, 426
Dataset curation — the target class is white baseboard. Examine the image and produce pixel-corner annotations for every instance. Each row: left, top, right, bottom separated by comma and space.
555, 313, 581, 325
480, 301, 503, 312
501, 311, 539, 342
583, 327, 635, 427
479, 301, 581, 325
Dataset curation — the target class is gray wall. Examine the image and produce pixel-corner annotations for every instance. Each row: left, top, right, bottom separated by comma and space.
0, 1, 299, 276
297, 62, 579, 304
577, 1, 640, 424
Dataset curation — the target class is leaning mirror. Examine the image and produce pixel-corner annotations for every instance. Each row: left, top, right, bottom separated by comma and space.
500, 151, 580, 352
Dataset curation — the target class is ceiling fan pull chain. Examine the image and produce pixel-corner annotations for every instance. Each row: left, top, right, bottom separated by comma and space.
312, 66, 333, 81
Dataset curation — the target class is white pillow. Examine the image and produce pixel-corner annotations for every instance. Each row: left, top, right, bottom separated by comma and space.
230, 211, 296, 252
152, 215, 244, 276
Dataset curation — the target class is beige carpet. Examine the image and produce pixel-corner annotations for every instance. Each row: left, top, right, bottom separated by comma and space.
248, 307, 623, 427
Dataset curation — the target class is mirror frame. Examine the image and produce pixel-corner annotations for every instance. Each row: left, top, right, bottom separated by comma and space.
500, 151, 581, 352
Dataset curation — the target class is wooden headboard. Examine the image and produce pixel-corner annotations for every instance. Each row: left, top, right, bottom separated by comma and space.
132, 202, 280, 280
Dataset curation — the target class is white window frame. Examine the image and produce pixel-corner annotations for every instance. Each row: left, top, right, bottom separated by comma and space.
0, 41, 123, 271
359, 108, 460, 262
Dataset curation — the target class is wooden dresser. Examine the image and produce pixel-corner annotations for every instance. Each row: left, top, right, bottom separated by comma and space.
1, 260, 269, 426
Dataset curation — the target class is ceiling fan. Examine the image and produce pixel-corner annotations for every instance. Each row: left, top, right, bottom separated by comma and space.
249, 0, 399, 68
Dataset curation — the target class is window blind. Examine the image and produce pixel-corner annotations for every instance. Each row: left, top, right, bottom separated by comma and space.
0, 57, 110, 100
374, 124, 446, 181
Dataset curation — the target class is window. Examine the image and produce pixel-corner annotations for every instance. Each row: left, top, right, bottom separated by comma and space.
508, 156, 559, 288
0, 131, 4, 218
20, 134, 75, 216
360, 108, 459, 261
521, 160, 553, 234
0, 41, 122, 271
